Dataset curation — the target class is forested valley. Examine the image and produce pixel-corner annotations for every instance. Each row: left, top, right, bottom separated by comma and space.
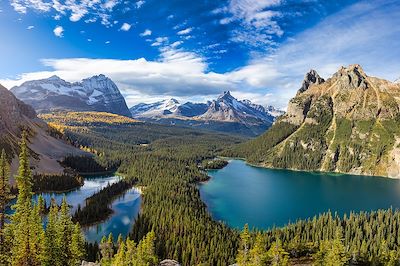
2, 112, 400, 265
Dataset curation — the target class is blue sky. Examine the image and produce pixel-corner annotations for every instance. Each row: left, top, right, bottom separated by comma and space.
0, 0, 399, 108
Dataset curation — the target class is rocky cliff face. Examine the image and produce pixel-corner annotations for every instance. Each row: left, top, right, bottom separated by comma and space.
11, 75, 131, 117
0, 84, 85, 177
242, 64, 400, 178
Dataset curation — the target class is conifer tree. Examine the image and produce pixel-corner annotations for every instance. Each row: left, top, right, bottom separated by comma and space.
135, 231, 158, 266
69, 223, 85, 266
112, 240, 126, 266
266, 238, 289, 266
100, 234, 114, 266
37, 195, 46, 215
248, 233, 267, 266
44, 198, 61, 266
10, 131, 43, 266
0, 149, 11, 264
324, 229, 350, 266
58, 197, 73, 264
236, 224, 251, 265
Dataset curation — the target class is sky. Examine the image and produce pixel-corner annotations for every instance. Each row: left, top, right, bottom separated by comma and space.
0, 0, 399, 108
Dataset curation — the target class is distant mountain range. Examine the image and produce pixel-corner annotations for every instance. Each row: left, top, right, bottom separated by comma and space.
130, 91, 284, 136
232, 64, 400, 178
11, 74, 131, 117
9, 74, 283, 136
0, 83, 85, 177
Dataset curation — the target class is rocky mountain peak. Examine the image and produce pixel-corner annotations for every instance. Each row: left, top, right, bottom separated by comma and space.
218, 91, 234, 100
47, 75, 64, 81
297, 69, 325, 94
333, 64, 368, 89
395, 77, 400, 84
11, 74, 131, 117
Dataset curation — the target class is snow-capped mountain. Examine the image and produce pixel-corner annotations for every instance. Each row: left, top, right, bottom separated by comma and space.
130, 98, 181, 118
130, 91, 284, 136
197, 91, 275, 124
11, 75, 131, 117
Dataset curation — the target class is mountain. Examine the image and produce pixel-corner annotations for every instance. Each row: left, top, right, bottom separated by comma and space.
11, 74, 131, 117
233, 64, 400, 178
0, 84, 86, 177
130, 92, 283, 136
130, 98, 181, 118
197, 91, 275, 123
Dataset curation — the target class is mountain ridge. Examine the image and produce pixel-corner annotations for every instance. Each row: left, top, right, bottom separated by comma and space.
10, 74, 131, 117
0, 84, 86, 178
231, 64, 400, 178
129, 91, 284, 136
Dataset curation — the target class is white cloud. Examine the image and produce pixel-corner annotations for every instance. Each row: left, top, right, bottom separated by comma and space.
53, 25, 64, 37
3, 0, 400, 109
151, 37, 168, 47
177, 27, 193, 35
135, 0, 145, 8
120, 23, 131, 31
27, 25, 34, 30
10, 0, 122, 25
140, 29, 152, 37
87, 38, 92, 42
105, 40, 111, 44
218, 0, 283, 47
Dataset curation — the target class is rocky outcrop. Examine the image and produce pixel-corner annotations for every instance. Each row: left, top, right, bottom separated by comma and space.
159, 259, 181, 266
244, 64, 400, 178
11, 75, 131, 117
297, 69, 325, 94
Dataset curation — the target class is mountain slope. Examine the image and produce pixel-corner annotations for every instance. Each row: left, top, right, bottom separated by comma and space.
0, 84, 86, 177
11, 74, 131, 117
233, 64, 400, 178
130, 92, 282, 136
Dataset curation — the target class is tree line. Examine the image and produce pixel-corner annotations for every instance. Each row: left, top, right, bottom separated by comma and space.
72, 179, 135, 226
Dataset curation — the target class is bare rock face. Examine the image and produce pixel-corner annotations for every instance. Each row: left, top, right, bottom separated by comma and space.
282, 69, 324, 126
297, 69, 325, 94
159, 259, 181, 266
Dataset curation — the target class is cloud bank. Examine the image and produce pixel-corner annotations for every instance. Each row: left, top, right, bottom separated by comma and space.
3, 0, 400, 108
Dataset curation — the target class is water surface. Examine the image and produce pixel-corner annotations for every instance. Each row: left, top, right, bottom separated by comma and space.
8, 174, 141, 243
199, 159, 400, 230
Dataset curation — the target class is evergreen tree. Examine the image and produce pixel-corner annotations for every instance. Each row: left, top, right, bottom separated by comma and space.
69, 223, 85, 266
112, 240, 126, 266
266, 238, 289, 266
134, 231, 158, 266
58, 197, 73, 264
0, 149, 11, 264
100, 234, 114, 266
37, 195, 46, 215
248, 233, 267, 266
10, 131, 43, 266
324, 229, 350, 266
44, 198, 61, 266
237, 224, 251, 265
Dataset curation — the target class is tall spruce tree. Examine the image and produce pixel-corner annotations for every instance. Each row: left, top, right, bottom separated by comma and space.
10, 131, 43, 266
236, 224, 251, 265
0, 149, 11, 264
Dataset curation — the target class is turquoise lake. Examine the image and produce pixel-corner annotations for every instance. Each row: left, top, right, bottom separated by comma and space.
33, 175, 141, 243
199, 159, 400, 230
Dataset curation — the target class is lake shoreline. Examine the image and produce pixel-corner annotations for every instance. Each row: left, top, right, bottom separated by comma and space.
200, 159, 400, 231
